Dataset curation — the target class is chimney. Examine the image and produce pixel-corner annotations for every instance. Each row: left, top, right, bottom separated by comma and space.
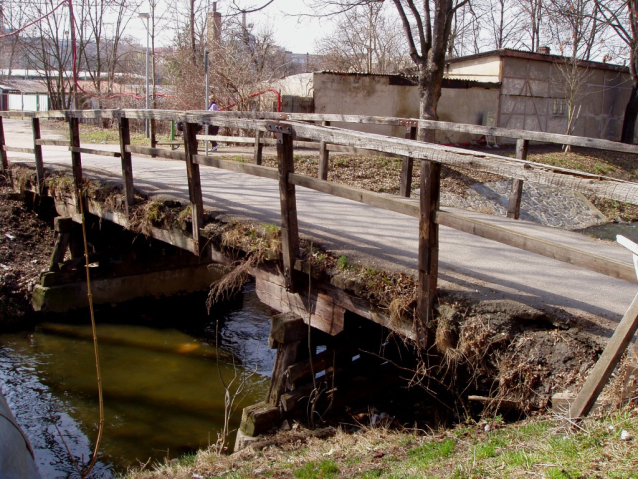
538, 46, 551, 55
207, 2, 222, 51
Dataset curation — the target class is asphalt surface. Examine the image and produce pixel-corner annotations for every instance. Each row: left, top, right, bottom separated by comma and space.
4, 119, 638, 331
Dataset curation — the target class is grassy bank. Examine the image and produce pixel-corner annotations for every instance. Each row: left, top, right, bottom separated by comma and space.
125, 406, 638, 479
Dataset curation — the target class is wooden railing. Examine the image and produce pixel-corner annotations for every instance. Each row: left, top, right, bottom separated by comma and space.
1, 109, 637, 348
152, 110, 638, 220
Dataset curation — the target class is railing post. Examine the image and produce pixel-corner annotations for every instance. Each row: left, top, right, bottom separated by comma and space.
118, 116, 135, 214
254, 129, 263, 165
400, 125, 417, 197
416, 159, 441, 348
318, 120, 330, 180
271, 123, 299, 291
68, 116, 83, 213
183, 121, 204, 256
507, 138, 528, 220
32, 118, 45, 195
0, 117, 8, 174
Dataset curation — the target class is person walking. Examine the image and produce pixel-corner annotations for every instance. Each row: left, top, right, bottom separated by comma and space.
208, 96, 219, 151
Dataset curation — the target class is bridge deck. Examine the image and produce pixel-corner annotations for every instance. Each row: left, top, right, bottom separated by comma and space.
3, 118, 635, 331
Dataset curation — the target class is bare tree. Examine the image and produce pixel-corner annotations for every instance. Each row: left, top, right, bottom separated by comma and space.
315, 2, 409, 73
21, 0, 74, 109
597, 0, 638, 143
310, 0, 470, 141
517, 0, 546, 52
76, 0, 142, 105
475, 0, 526, 50
547, 0, 607, 60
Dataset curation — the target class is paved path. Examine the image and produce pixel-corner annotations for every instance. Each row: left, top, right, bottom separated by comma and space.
4, 119, 638, 332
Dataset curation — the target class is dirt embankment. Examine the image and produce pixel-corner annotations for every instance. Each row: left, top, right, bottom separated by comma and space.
0, 174, 55, 328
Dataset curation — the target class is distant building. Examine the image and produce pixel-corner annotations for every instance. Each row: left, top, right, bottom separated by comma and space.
0, 79, 49, 111
445, 49, 631, 141
279, 49, 633, 143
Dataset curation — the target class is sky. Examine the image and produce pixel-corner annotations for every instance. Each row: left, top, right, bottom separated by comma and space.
132, 0, 331, 54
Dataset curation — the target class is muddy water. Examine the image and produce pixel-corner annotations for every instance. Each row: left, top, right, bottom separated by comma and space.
0, 284, 276, 478
578, 222, 638, 243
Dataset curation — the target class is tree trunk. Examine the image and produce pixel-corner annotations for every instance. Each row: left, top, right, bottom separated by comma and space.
418, 67, 443, 143
621, 81, 638, 144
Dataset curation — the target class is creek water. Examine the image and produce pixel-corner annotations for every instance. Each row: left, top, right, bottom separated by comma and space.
577, 221, 638, 243
0, 283, 276, 478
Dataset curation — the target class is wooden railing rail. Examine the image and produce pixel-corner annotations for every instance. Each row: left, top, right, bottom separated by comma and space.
8, 108, 636, 220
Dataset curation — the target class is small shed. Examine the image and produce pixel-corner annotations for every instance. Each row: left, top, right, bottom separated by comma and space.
0, 79, 49, 112
445, 49, 632, 141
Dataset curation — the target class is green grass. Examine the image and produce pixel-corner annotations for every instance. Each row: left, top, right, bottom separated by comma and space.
294, 459, 339, 479
407, 438, 456, 468
80, 128, 148, 146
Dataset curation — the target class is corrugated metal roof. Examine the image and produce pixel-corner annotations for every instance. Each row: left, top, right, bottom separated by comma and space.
314, 71, 500, 88
0, 79, 49, 93
446, 48, 627, 72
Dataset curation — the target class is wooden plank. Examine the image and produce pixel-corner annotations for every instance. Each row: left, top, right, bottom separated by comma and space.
254, 130, 263, 165
319, 120, 330, 180
3, 146, 36, 154
507, 139, 528, 219
48, 217, 74, 272
193, 154, 278, 180
252, 265, 413, 339
54, 196, 196, 253
35, 139, 71, 147
275, 121, 638, 207
268, 339, 304, 405
417, 161, 441, 346
0, 117, 8, 173
69, 147, 121, 158
286, 348, 335, 385
183, 121, 204, 256
291, 173, 638, 284
275, 126, 300, 291
569, 292, 638, 420
31, 118, 44, 194
156, 110, 638, 155
436, 210, 637, 283
239, 401, 281, 437
126, 145, 186, 161
400, 126, 417, 197
118, 117, 135, 214
11, 107, 638, 155
68, 117, 82, 213
255, 275, 345, 335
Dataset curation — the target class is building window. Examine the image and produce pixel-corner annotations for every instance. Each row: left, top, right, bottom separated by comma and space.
553, 99, 566, 116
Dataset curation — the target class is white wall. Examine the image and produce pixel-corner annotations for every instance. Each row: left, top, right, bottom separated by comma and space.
8, 93, 49, 111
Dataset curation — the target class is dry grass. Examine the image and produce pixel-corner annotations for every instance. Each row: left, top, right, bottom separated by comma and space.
124, 403, 638, 479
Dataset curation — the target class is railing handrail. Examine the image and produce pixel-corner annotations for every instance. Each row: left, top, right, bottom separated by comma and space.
1, 108, 637, 155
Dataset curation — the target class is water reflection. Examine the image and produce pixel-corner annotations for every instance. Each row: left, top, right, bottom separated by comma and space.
0, 283, 276, 478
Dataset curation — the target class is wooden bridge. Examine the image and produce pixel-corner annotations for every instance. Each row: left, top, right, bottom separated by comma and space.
2, 108, 638, 430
